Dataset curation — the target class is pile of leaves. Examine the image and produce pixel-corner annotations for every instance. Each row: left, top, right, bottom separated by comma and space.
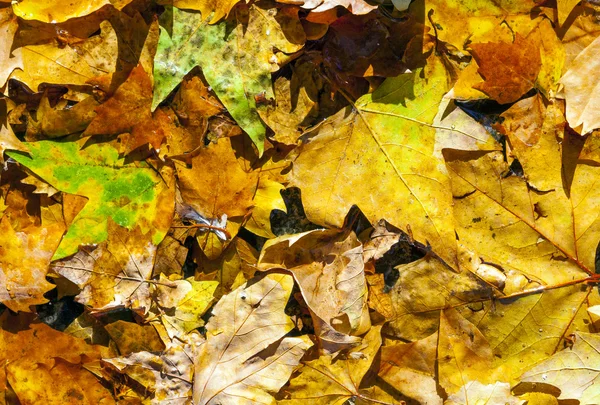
2, 0, 600, 403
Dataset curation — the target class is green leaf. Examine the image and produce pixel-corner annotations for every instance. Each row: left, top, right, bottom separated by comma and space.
7, 140, 175, 260
152, 4, 304, 155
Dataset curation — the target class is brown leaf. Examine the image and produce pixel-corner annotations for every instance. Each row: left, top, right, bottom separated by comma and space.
52, 220, 158, 314
469, 33, 541, 104
259, 229, 370, 353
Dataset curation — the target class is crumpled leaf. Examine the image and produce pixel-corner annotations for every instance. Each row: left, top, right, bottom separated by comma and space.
289, 56, 458, 268
279, 325, 382, 405
519, 332, 600, 403
0, 215, 64, 312
469, 33, 541, 104
103, 335, 201, 404
153, 3, 305, 154
558, 34, 600, 135
7, 139, 175, 260
193, 273, 312, 404
52, 221, 159, 313
258, 229, 370, 352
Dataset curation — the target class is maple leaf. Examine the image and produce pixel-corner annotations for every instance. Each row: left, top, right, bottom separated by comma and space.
103, 335, 201, 404
176, 136, 258, 258
158, 0, 244, 24
0, 216, 64, 312
0, 8, 22, 88
279, 325, 384, 405
558, 34, 600, 134
11, 0, 131, 23
289, 0, 377, 15
153, 3, 305, 154
468, 34, 541, 105
193, 273, 312, 404
519, 332, 600, 403
0, 98, 28, 164
7, 139, 175, 259
0, 312, 114, 404
258, 229, 370, 352
52, 221, 160, 313
289, 56, 459, 267
10, 20, 118, 92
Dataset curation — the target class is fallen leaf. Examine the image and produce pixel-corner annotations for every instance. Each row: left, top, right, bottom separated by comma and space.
7, 138, 175, 259
0, 312, 114, 404
153, 3, 305, 154
279, 325, 382, 404
10, 20, 118, 91
520, 332, 600, 403
558, 34, 600, 134
11, 0, 119, 23
158, 0, 243, 24
285, 0, 377, 15
52, 221, 160, 313
193, 273, 312, 404
0, 215, 64, 312
259, 229, 370, 352
103, 335, 200, 404
0, 8, 22, 88
378, 332, 443, 405
289, 56, 458, 268
446, 381, 524, 405
105, 320, 166, 355
469, 34, 541, 104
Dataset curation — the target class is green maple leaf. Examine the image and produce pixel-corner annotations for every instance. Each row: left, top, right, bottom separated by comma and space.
7, 140, 174, 260
152, 4, 304, 155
